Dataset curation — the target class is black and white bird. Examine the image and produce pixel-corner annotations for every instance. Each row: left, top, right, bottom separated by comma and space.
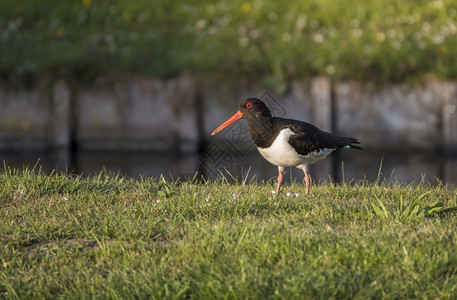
211, 97, 361, 195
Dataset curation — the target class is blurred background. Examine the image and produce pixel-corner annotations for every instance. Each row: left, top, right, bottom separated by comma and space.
1, 0, 457, 186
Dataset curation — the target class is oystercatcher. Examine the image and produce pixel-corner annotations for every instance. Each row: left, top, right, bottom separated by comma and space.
211, 97, 361, 195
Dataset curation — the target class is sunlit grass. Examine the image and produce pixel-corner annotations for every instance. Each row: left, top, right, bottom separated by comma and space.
1, 167, 457, 298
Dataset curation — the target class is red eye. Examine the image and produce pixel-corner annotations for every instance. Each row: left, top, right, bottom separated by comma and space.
246, 102, 252, 108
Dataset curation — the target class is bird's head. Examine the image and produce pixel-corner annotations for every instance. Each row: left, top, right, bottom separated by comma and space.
211, 98, 272, 135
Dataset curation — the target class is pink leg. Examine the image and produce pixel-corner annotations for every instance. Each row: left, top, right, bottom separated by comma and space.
275, 166, 285, 194
304, 170, 311, 196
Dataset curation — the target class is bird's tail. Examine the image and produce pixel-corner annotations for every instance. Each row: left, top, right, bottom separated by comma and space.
337, 136, 362, 150
346, 138, 362, 150
349, 142, 362, 150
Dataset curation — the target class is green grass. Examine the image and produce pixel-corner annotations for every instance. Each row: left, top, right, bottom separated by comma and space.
1, 167, 457, 299
1, 0, 457, 86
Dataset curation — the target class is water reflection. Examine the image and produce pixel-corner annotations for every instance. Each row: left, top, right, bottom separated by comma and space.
1, 149, 456, 188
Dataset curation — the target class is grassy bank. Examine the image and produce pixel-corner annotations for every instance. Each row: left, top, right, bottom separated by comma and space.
1, 0, 457, 86
1, 168, 457, 298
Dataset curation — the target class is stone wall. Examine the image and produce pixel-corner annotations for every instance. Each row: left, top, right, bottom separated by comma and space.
76, 76, 198, 151
0, 76, 456, 153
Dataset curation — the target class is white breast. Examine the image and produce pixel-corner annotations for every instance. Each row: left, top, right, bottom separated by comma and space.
257, 128, 336, 167
257, 128, 304, 167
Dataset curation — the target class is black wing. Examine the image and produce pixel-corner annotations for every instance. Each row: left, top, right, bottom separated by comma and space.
277, 118, 361, 156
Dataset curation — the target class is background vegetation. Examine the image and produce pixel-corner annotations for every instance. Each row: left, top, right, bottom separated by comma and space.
1, 169, 457, 298
1, 0, 457, 86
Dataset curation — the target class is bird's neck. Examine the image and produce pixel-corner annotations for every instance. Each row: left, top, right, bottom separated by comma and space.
246, 115, 276, 148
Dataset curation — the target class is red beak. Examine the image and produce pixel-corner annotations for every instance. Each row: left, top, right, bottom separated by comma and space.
211, 110, 243, 135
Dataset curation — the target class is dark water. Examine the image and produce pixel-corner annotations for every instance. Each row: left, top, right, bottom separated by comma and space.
1, 148, 456, 188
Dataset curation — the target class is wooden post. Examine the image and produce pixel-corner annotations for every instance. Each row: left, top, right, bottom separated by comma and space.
310, 76, 335, 182
442, 83, 457, 155
50, 81, 71, 148
310, 76, 332, 132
